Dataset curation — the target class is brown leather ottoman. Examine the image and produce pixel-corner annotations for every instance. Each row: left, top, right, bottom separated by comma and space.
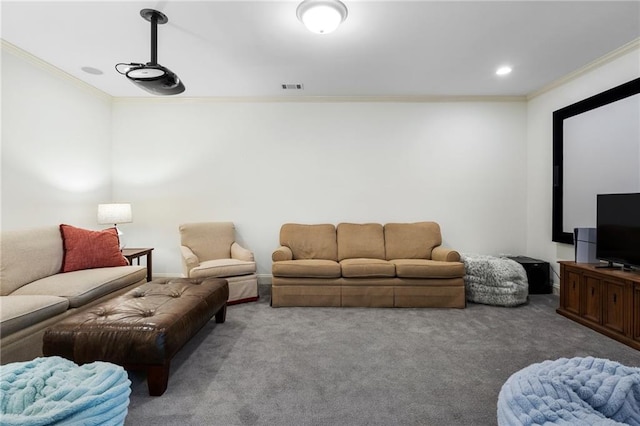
43, 277, 228, 396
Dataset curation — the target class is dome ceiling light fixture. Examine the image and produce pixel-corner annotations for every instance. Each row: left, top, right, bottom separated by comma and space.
296, 0, 348, 34
115, 9, 185, 95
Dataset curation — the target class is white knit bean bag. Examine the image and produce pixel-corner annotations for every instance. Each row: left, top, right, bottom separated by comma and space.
461, 254, 528, 307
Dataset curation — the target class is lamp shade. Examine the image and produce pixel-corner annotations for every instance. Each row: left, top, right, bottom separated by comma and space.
97, 203, 132, 225
297, 0, 348, 34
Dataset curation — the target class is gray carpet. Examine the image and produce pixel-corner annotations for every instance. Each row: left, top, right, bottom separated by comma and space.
124, 293, 639, 426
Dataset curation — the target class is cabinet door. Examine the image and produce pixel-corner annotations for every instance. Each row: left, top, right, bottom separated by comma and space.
603, 280, 626, 334
564, 270, 581, 315
634, 284, 640, 342
582, 276, 602, 323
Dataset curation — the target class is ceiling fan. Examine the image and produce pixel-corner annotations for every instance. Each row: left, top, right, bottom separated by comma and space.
115, 9, 185, 96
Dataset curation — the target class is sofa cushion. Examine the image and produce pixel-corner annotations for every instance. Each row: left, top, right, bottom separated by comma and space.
60, 225, 128, 273
384, 222, 442, 260
11, 266, 147, 308
340, 258, 395, 278
190, 259, 256, 279
0, 295, 69, 337
280, 224, 338, 261
272, 260, 341, 278
1, 226, 63, 296
392, 259, 464, 279
337, 223, 385, 261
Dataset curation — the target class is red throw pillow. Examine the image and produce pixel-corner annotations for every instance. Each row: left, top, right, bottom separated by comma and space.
60, 224, 129, 272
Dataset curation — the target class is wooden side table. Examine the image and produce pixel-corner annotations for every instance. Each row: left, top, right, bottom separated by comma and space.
122, 248, 154, 282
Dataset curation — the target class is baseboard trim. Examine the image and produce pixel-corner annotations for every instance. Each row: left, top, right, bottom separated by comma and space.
257, 274, 273, 285
151, 272, 183, 279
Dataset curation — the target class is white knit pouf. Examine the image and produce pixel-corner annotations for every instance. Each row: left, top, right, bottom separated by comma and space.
461, 254, 528, 307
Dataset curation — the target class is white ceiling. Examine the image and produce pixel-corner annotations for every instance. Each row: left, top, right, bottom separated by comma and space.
2, 1, 639, 98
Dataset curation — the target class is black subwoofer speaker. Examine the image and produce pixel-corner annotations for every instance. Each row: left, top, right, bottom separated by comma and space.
507, 256, 551, 294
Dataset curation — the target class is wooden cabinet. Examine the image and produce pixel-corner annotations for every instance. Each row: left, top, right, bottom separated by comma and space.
558, 261, 639, 351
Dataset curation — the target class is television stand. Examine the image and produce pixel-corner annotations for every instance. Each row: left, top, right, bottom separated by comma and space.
558, 261, 640, 351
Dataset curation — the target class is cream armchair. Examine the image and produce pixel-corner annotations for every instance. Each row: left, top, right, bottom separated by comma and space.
179, 222, 258, 304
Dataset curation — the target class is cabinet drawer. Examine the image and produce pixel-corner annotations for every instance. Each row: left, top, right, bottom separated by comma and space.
582, 276, 602, 323
564, 270, 581, 315
603, 280, 627, 334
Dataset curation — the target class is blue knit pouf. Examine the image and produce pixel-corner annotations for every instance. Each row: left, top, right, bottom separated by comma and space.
0, 356, 131, 426
497, 357, 640, 425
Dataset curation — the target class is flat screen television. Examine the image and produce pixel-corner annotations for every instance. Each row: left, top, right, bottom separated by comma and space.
596, 193, 640, 270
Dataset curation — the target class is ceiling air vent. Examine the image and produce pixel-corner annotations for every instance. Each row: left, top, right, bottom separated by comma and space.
281, 83, 304, 90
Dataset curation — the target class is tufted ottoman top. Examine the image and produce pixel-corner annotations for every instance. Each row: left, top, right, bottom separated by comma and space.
43, 277, 229, 366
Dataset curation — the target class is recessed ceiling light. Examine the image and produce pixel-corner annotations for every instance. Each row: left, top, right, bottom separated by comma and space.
81, 66, 103, 75
496, 66, 512, 76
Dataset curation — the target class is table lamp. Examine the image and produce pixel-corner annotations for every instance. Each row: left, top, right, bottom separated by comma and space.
97, 203, 132, 247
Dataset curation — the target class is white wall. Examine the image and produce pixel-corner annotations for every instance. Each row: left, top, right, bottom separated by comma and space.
111, 100, 527, 278
7, 38, 638, 284
526, 46, 640, 282
1, 45, 113, 230
1, 43, 528, 282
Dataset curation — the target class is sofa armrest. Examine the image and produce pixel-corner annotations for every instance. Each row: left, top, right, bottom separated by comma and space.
180, 245, 199, 276
272, 246, 293, 262
231, 242, 255, 262
431, 246, 461, 262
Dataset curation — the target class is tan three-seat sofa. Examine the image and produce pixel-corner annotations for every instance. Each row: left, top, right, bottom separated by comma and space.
271, 222, 465, 308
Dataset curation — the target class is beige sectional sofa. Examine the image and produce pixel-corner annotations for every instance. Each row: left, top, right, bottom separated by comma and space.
1, 226, 147, 364
271, 222, 465, 308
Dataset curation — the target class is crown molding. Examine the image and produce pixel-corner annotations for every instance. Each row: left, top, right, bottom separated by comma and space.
1, 39, 112, 102
112, 95, 526, 104
9, 34, 634, 104
2, 39, 525, 104
527, 38, 640, 100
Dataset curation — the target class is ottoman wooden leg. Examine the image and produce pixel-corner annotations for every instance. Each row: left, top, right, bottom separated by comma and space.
215, 303, 227, 324
147, 364, 170, 396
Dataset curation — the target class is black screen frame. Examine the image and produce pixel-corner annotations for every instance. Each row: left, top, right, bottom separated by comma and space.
552, 77, 640, 244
